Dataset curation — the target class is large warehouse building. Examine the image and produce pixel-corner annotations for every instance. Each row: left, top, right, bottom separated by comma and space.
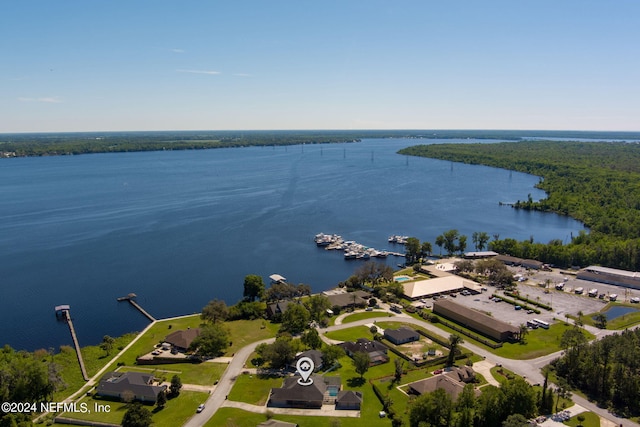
577, 266, 640, 290
432, 299, 519, 342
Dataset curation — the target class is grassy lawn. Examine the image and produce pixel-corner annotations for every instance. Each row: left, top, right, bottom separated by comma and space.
54, 316, 279, 402
118, 362, 227, 386
228, 372, 284, 405
224, 319, 279, 355
428, 317, 593, 359
564, 411, 601, 427
206, 407, 390, 427
492, 323, 594, 359
52, 333, 137, 401
325, 325, 376, 342
57, 390, 208, 426
341, 311, 392, 324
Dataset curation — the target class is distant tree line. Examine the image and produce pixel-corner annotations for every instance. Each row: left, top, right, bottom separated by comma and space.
400, 140, 640, 270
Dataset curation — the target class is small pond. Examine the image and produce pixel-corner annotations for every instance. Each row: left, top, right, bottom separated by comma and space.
598, 305, 640, 320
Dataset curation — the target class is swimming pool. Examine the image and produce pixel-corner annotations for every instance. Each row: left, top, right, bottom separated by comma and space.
395, 275, 411, 282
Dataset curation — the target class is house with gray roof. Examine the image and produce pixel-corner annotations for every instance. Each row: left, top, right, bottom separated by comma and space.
338, 338, 389, 365
268, 375, 341, 409
96, 371, 166, 404
384, 327, 420, 345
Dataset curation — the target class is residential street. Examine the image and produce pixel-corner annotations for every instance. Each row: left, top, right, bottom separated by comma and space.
183, 312, 640, 427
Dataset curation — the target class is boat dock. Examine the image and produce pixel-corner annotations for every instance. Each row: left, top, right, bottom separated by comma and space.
314, 232, 406, 260
55, 305, 89, 381
117, 293, 156, 322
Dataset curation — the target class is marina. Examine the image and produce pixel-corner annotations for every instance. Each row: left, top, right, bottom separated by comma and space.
314, 233, 405, 260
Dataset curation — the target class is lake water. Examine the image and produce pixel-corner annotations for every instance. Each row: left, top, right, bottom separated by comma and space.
0, 137, 586, 350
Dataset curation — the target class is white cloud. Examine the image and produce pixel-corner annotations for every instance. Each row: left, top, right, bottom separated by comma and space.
177, 69, 221, 75
18, 97, 63, 103
171, 48, 185, 53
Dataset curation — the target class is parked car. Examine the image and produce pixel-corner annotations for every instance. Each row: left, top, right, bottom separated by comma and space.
196, 404, 205, 413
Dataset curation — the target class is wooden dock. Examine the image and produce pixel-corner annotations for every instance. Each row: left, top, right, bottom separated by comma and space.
117, 293, 156, 322
55, 306, 89, 381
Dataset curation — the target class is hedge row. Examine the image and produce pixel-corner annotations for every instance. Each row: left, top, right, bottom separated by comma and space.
490, 293, 540, 314
504, 291, 552, 311
433, 316, 503, 349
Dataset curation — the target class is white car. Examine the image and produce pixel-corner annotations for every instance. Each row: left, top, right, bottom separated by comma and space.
196, 404, 205, 413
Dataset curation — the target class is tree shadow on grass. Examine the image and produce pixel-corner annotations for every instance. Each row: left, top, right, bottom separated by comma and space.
347, 377, 366, 387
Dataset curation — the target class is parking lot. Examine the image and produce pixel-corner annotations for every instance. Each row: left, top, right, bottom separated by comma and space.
439, 266, 640, 328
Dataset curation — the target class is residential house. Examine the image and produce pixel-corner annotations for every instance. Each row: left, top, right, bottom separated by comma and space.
266, 300, 294, 319
338, 338, 389, 365
384, 327, 420, 345
96, 371, 166, 404
408, 366, 477, 400
164, 328, 201, 352
268, 375, 341, 409
324, 291, 371, 310
335, 390, 363, 410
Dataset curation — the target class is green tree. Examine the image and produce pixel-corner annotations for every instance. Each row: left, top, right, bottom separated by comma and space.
501, 413, 529, 427
394, 358, 404, 383
169, 374, 182, 396
518, 324, 529, 343
280, 303, 311, 334
421, 241, 433, 258
435, 235, 445, 256
501, 377, 537, 419
305, 294, 331, 322
156, 390, 167, 408
442, 229, 460, 256
409, 388, 453, 427
405, 237, 421, 264
594, 312, 607, 329
446, 334, 463, 367
256, 336, 297, 369
100, 335, 115, 356
243, 274, 265, 302
475, 385, 506, 427
189, 323, 230, 357
352, 351, 370, 378
472, 231, 490, 251
201, 299, 229, 323
321, 345, 345, 368
121, 402, 152, 427
301, 328, 323, 350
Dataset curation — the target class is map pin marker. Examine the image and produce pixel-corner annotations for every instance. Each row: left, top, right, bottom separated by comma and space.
296, 356, 314, 386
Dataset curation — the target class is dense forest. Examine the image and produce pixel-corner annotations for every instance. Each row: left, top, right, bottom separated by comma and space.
0, 130, 365, 157
553, 328, 640, 417
399, 141, 640, 270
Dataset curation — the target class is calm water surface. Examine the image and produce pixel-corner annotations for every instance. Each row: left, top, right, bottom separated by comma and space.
0, 138, 585, 350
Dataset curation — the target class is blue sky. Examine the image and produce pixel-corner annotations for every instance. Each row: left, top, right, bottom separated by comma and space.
2, 1, 639, 132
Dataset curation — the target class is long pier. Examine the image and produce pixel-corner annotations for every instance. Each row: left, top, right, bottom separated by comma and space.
117, 293, 156, 322
55, 306, 89, 381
